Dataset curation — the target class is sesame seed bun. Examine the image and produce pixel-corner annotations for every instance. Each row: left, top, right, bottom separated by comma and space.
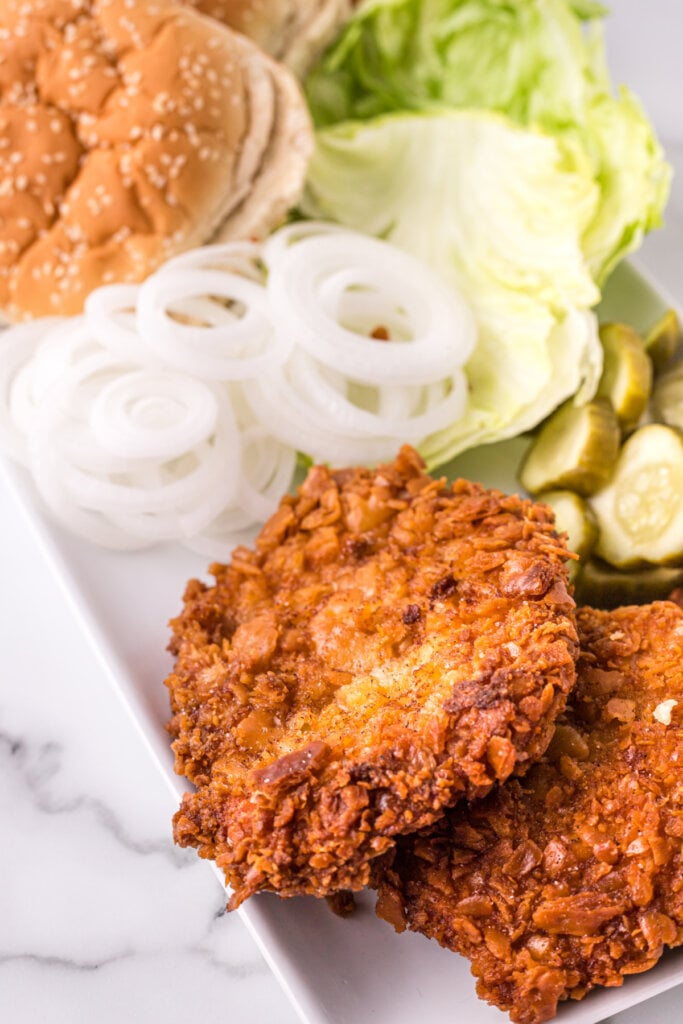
0, 0, 312, 320
186, 0, 353, 76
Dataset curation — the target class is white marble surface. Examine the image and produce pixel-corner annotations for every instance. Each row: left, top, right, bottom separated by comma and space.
2, 10, 683, 1024
0, 485, 298, 1024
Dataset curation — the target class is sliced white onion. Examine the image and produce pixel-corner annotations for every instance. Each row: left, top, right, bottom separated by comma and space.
165, 295, 241, 328
85, 285, 156, 363
174, 429, 298, 557
29, 380, 241, 547
178, 417, 241, 535
60, 427, 236, 518
11, 320, 89, 405
162, 240, 265, 283
28, 420, 151, 551
262, 220, 349, 271
27, 336, 130, 431
90, 370, 219, 460
374, 382, 418, 420
0, 319, 63, 462
267, 233, 477, 385
287, 350, 468, 440
138, 269, 267, 350
59, 421, 164, 475
105, 440, 240, 541
326, 288, 413, 342
246, 370, 408, 465
9, 321, 244, 548
238, 427, 297, 522
136, 268, 291, 380
0, 224, 480, 553
25, 320, 122, 408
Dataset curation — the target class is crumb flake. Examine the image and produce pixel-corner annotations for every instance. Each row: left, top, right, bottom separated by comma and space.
653, 699, 678, 725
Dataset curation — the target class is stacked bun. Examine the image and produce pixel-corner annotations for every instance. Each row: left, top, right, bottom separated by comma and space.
0, 0, 312, 320
186, 0, 353, 75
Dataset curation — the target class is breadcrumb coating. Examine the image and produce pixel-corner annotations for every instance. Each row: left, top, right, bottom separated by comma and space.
376, 602, 683, 1024
166, 446, 577, 906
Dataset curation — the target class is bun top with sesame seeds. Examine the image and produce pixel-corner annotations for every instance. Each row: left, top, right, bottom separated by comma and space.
0, 0, 312, 320
184, 0, 353, 76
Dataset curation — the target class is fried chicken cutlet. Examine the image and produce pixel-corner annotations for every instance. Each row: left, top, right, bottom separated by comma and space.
166, 446, 577, 907
376, 602, 683, 1024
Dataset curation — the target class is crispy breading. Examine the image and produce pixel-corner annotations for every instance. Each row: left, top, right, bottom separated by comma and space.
166, 446, 577, 907
376, 602, 683, 1024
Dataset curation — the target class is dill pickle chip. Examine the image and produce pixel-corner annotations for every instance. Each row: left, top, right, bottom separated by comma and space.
537, 489, 598, 561
591, 424, 683, 569
653, 361, 683, 432
573, 558, 683, 609
518, 399, 620, 497
538, 489, 598, 581
597, 322, 652, 431
644, 309, 682, 374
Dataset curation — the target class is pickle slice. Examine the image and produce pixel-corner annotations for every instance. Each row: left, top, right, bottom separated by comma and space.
518, 399, 620, 497
597, 322, 652, 432
644, 309, 682, 374
538, 488, 597, 561
591, 424, 683, 568
652, 362, 683, 432
574, 559, 683, 609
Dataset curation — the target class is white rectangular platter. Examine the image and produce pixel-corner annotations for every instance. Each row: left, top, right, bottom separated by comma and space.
3, 259, 683, 1024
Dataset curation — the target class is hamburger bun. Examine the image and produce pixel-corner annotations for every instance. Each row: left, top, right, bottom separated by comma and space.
186, 0, 353, 75
0, 0, 312, 320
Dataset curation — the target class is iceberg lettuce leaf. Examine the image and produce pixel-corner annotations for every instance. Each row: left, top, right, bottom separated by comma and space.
304, 111, 604, 462
580, 89, 671, 282
306, 0, 670, 281
307, 0, 604, 129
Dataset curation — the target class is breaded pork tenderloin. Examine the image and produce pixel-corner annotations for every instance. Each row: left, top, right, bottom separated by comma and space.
377, 602, 683, 1024
166, 446, 578, 906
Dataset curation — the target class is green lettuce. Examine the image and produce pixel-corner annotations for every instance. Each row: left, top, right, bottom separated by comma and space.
303, 111, 604, 462
306, 0, 669, 283
302, 0, 670, 460
307, 0, 604, 130
581, 89, 671, 280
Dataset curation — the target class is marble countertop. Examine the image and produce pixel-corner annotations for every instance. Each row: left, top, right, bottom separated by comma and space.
3, 7, 683, 1023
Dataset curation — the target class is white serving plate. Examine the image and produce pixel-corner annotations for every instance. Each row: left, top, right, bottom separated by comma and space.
3, 259, 683, 1024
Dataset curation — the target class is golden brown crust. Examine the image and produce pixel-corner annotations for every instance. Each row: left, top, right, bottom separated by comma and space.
0, 0, 311, 319
185, 0, 352, 75
377, 602, 683, 1024
166, 445, 577, 906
